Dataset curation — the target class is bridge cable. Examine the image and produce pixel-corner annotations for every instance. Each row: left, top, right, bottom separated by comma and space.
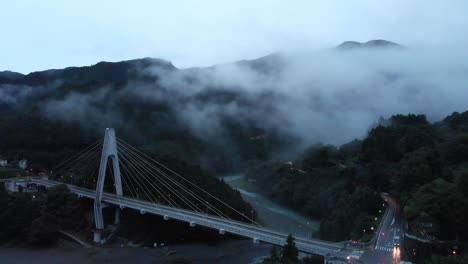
51, 140, 102, 178
119, 162, 139, 200
117, 138, 261, 226
118, 150, 181, 209
51, 141, 103, 184
75, 150, 102, 188
117, 161, 138, 200
118, 144, 213, 217
116, 140, 261, 227
50, 139, 103, 174
117, 140, 252, 222
121, 145, 197, 211
117, 142, 233, 220
66, 144, 102, 186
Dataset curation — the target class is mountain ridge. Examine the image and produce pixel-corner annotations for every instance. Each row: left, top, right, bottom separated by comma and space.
336, 39, 402, 50
0, 40, 401, 82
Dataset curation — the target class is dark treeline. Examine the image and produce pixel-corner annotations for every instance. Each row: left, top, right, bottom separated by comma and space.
262, 235, 323, 264
246, 112, 468, 262
0, 181, 255, 247
0, 184, 91, 246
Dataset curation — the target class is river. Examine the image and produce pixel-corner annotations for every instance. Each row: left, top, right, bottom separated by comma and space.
222, 175, 320, 239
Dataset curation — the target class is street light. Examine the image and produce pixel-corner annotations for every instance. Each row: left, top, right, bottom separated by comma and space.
362, 229, 366, 252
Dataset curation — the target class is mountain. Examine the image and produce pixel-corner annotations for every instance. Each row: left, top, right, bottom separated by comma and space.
0, 58, 176, 86
336, 39, 402, 50
0, 70, 24, 82
0, 39, 446, 175
0, 55, 293, 173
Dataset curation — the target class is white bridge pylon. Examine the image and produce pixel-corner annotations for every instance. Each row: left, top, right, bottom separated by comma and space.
94, 128, 123, 242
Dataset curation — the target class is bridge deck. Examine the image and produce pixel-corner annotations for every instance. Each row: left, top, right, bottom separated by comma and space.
31, 178, 351, 257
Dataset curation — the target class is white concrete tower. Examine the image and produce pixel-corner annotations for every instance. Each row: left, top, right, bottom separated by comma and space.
93, 128, 123, 242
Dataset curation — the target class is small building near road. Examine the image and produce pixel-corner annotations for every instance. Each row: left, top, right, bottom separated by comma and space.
18, 159, 27, 169
4, 179, 38, 193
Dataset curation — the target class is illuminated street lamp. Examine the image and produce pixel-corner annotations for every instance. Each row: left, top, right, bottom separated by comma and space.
362, 229, 366, 251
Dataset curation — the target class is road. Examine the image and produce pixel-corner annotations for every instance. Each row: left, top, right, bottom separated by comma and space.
361, 193, 403, 264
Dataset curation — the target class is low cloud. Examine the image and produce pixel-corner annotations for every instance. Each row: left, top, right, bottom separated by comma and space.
149, 46, 468, 146
3, 45, 468, 152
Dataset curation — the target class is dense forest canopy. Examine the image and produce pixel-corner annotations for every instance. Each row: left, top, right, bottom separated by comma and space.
246, 112, 468, 263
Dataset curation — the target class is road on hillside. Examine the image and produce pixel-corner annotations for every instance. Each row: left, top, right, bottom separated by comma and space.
361, 193, 403, 264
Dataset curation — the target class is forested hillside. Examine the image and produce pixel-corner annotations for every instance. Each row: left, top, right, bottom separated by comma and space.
246, 112, 468, 261
0, 57, 292, 174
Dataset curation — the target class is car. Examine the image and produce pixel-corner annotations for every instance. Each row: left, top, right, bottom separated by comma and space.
393, 235, 400, 247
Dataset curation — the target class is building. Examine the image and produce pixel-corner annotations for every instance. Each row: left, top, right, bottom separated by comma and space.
4, 179, 38, 193
18, 159, 27, 169
0, 159, 7, 166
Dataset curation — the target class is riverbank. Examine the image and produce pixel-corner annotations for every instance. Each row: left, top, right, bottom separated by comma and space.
222, 175, 320, 239
0, 239, 271, 264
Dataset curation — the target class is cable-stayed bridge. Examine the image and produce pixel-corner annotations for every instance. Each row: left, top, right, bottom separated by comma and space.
9, 128, 372, 259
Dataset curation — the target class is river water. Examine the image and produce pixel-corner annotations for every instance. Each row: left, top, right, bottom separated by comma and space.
0, 175, 320, 264
222, 175, 319, 239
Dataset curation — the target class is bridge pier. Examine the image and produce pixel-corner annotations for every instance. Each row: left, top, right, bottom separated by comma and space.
93, 230, 102, 244
114, 207, 121, 225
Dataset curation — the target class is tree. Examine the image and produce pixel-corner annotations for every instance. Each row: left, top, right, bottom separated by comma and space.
270, 246, 280, 261
45, 184, 84, 230
427, 255, 468, 264
28, 212, 60, 246
404, 178, 467, 240
262, 246, 282, 264
162, 258, 193, 264
301, 145, 338, 170
282, 234, 299, 263
396, 147, 441, 196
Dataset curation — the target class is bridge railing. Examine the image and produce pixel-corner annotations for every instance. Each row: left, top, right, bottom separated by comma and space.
32, 178, 345, 255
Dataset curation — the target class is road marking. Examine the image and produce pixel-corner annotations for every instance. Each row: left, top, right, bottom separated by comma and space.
376, 246, 393, 252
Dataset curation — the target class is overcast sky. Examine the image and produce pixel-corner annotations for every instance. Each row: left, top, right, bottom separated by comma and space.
1, 0, 468, 74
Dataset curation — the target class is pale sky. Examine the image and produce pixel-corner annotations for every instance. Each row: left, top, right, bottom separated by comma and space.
1, 0, 467, 73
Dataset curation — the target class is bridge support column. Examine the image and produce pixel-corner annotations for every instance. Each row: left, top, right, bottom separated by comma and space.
114, 207, 121, 225
93, 230, 102, 244
93, 128, 123, 243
